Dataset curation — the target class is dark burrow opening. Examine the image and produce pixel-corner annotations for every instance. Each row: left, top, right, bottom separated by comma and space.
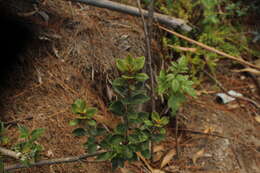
0, 5, 35, 86
0, 2, 44, 121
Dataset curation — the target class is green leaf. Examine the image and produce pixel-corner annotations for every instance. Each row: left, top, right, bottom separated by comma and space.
133, 56, 145, 72
22, 142, 33, 153
109, 100, 125, 116
171, 79, 180, 92
139, 112, 150, 121
151, 112, 160, 122
87, 120, 97, 127
122, 146, 134, 159
123, 94, 150, 105
112, 77, 125, 86
110, 135, 124, 145
128, 112, 138, 120
96, 128, 106, 136
116, 59, 127, 72
129, 130, 149, 143
72, 99, 86, 114
30, 128, 45, 141
151, 134, 165, 142
167, 93, 186, 114
111, 157, 125, 170
178, 56, 188, 67
166, 74, 175, 82
100, 138, 110, 149
144, 120, 153, 126
18, 125, 30, 139
140, 141, 150, 151
69, 119, 80, 126
141, 149, 151, 159
85, 107, 97, 118
184, 86, 196, 97
128, 134, 139, 144
115, 124, 127, 135
135, 73, 149, 82
96, 152, 114, 161
160, 117, 169, 126
122, 75, 135, 80
87, 136, 96, 144
125, 55, 135, 72
89, 128, 98, 136
157, 70, 169, 94
72, 128, 86, 137
159, 128, 166, 134
87, 143, 98, 154
1, 136, 9, 145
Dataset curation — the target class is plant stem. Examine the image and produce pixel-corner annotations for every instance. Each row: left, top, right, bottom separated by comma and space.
123, 105, 129, 144
175, 112, 180, 159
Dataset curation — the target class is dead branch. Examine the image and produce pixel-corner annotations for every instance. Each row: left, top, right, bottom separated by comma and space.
74, 0, 192, 32
4, 116, 33, 126
137, 0, 156, 161
158, 25, 260, 71
0, 147, 21, 160
5, 151, 104, 171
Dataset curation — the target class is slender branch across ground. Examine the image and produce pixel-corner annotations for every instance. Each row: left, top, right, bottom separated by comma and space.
75, 0, 192, 32
5, 151, 105, 171
158, 25, 260, 70
0, 147, 21, 160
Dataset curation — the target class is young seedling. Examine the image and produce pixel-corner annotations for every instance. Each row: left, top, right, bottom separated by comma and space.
12, 125, 44, 166
158, 56, 196, 115
70, 55, 169, 170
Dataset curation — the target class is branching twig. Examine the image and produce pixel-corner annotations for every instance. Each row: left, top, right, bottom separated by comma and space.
75, 0, 192, 32
158, 25, 260, 71
5, 151, 104, 171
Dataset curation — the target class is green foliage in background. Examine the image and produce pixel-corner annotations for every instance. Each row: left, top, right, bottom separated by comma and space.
71, 56, 169, 170
144, 0, 260, 80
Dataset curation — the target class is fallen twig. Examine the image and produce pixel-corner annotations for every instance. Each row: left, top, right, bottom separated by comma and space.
158, 25, 260, 71
4, 116, 33, 126
0, 147, 21, 160
179, 129, 228, 139
5, 151, 104, 171
74, 0, 192, 32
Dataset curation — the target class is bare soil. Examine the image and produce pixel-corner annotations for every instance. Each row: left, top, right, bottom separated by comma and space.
0, 0, 259, 173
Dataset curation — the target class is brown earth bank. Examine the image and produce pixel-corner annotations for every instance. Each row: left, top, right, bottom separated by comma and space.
0, 0, 259, 173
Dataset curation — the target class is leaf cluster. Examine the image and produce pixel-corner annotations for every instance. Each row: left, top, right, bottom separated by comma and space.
12, 125, 44, 166
158, 56, 196, 114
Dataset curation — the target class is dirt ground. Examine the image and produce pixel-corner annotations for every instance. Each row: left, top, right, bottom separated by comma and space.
0, 0, 259, 173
